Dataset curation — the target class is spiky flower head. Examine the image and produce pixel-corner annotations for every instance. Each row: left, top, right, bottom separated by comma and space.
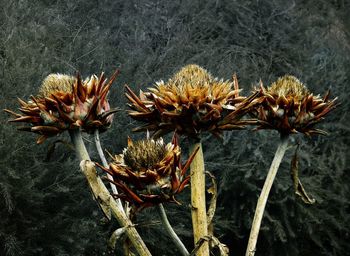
97, 135, 198, 209
38, 74, 76, 97
126, 64, 259, 138
5, 71, 119, 144
253, 75, 337, 136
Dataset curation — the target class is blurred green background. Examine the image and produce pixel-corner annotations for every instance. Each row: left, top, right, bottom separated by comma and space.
0, 0, 349, 255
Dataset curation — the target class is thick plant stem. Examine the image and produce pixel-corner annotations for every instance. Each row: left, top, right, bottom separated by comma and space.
157, 204, 189, 256
189, 140, 209, 256
94, 129, 123, 209
69, 129, 152, 256
245, 136, 289, 256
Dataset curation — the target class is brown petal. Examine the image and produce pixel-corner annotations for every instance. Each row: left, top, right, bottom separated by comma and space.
31, 125, 60, 135
125, 85, 149, 111
4, 109, 22, 118
36, 135, 48, 144
100, 69, 120, 97
181, 146, 199, 176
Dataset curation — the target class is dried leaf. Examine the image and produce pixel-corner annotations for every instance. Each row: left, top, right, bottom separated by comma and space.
206, 171, 217, 227
108, 226, 127, 250
291, 145, 316, 204
45, 139, 74, 161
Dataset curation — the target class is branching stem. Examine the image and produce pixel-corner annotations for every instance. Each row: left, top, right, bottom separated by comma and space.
94, 129, 123, 209
69, 129, 151, 256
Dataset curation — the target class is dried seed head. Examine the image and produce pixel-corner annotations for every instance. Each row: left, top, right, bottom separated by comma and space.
268, 75, 309, 100
123, 139, 167, 171
39, 74, 76, 97
97, 135, 195, 208
169, 64, 214, 90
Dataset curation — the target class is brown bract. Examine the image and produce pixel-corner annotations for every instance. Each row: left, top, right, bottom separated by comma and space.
253, 75, 338, 136
96, 134, 199, 209
126, 64, 259, 138
4, 70, 119, 144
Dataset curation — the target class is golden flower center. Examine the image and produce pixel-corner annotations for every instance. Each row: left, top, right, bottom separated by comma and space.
38, 74, 76, 98
268, 75, 309, 101
170, 64, 213, 90
123, 139, 167, 171
156, 64, 233, 106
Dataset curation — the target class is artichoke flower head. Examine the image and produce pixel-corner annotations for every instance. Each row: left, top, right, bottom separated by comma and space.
5, 71, 119, 144
97, 134, 199, 209
254, 75, 337, 136
126, 64, 259, 139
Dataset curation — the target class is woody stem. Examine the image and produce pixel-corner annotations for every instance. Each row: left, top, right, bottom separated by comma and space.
245, 135, 289, 256
157, 204, 189, 256
189, 139, 209, 256
94, 129, 123, 210
69, 129, 152, 256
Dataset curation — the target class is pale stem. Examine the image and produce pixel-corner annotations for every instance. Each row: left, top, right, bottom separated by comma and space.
69, 129, 152, 256
94, 129, 123, 209
245, 136, 289, 256
157, 204, 190, 256
189, 140, 209, 256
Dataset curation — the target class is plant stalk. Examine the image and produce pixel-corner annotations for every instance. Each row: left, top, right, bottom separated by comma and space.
94, 129, 123, 209
245, 136, 289, 256
69, 129, 152, 256
189, 140, 209, 256
157, 204, 189, 256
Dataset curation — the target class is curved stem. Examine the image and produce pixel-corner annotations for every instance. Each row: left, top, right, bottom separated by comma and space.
69, 129, 152, 256
245, 136, 289, 256
94, 129, 123, 209
189, 140, 209, 256
157, 204, 189, 256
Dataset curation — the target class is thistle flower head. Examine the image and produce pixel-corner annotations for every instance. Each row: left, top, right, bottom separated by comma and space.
38, 74, 75, 97
126, 64, 259, 138
97, 135, 198, 209
5, 70, 119, 144
170, 64, 212, 88
123, 138, 167, 171
268, 75, 309, 101
254, 75, 338, 136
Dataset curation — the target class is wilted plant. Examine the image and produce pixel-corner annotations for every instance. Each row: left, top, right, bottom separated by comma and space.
97, 134, 199, 256
245, 75, 337, 256
126, 64, 259, 256
4, 71, 152, 256
4, 64, 338, 256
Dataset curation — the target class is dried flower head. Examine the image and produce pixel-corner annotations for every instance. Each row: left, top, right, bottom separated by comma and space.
96, 135, 198, 208
126, 64, 259, 138
253, 75, 337, 135
38, 74, 76, 97
5, 71, 119, 144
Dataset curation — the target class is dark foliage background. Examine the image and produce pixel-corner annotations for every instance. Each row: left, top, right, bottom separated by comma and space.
0, 0, 349, 255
